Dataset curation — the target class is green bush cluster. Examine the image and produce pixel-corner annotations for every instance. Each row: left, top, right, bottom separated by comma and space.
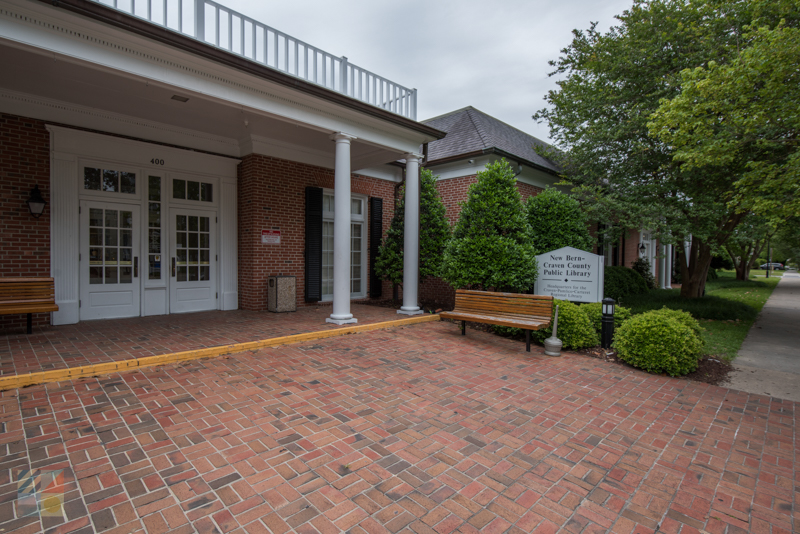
526, 187, 594, 253
631, 257, 657, 290
532, 300, 599, 349
580, 302, 632, 332
613, 308, 704, 376
604, 266, 648, 301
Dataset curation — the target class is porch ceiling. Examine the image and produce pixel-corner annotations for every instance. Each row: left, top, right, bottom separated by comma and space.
0, 42, 403, 170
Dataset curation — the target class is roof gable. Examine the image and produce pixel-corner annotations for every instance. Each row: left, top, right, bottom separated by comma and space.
422, 107, 560, 174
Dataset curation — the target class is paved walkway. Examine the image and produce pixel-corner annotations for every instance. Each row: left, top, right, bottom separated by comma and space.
0, 305, 402, 377
728, 271, 800, 402
1, 321, 795, 534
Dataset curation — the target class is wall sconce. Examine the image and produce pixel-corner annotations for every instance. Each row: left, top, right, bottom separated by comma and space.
638, 242, 646, 255
26, 185, 47, 218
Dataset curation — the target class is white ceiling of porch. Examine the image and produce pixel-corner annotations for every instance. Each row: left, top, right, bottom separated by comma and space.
0, 42, 403, 171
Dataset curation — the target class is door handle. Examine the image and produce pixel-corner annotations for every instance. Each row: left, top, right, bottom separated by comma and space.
134, 257, 138, 278
172, 257, 176, 277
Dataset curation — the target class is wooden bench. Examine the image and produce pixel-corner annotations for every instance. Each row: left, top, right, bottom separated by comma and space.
0, 278, 59, 334
440, 290, 553, 352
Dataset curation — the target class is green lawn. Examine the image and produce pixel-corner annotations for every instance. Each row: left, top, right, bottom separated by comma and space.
621, 271, 780, 360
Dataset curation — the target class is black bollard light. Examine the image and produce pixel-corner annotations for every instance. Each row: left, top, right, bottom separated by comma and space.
601, 297, 616, 349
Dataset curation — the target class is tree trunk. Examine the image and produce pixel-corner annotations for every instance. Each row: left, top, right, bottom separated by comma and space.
679, 236, 713, 298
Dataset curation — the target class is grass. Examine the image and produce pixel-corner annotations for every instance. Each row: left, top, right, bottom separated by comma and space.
620, 271, 781, 360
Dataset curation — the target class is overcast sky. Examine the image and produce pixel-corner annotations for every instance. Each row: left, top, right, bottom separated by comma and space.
223, 0, 634, 145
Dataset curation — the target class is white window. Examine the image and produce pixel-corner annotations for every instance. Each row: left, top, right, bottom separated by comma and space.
321, 192, 367, 300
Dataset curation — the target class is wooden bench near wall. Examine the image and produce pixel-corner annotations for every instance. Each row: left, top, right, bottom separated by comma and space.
0, 278, 58, 334
440, 290, 553, 352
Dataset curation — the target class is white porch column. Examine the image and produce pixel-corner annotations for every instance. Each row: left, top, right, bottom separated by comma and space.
327, 133, 358, 325
658, 243, 667, 289
398, 152, 423, 315
665, 245, 673, 288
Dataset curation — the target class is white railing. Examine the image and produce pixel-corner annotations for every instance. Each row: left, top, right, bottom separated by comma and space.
93, 0, 417, 119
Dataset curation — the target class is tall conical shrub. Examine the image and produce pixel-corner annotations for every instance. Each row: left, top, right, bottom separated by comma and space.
441, 159, 537, 291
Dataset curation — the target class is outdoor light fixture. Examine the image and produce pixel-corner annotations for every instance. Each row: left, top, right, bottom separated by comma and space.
638, 242, 646, 255
601, 297, 616, 349
171, 95, 189, 102
26, 185, 46, 218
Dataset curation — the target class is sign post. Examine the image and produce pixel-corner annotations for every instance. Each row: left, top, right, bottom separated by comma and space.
533, 246, 604, 303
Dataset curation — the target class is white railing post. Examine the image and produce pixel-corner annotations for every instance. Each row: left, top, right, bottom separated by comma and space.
194, 0, 205, 41
340, 56, 348, 95
411, 88, 417, 120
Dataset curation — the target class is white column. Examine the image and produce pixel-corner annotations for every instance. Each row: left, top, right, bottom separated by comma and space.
665, 245, 673, 288
658, 243, 667, 289
327, 133, 358, 325
398, 153, 423, 315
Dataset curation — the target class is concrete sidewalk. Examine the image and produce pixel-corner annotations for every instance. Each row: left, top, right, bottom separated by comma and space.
727, 270, 800, 401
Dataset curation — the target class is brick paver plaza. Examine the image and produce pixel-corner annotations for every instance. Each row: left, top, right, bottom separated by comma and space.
1, 320, 796, 533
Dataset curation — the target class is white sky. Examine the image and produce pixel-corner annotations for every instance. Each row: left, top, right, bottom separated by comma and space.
222, 0, 634, 144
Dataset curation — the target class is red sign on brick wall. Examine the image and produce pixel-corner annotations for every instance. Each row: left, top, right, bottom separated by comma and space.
261, 230, 281, 244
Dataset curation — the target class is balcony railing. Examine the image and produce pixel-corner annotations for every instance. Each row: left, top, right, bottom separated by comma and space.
92, 0, 417, 119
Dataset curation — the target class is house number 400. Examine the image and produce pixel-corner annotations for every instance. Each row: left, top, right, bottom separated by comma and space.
150, 158, 165, 165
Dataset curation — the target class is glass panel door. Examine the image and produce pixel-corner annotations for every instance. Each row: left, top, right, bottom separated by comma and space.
169, 208, 217, 313
80, 201, 141, 320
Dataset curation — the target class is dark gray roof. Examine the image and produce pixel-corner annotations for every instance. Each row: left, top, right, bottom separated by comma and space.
421, 107, 560, 175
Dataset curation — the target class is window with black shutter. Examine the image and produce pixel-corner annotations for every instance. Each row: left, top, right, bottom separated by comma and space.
369, 197, 383, 298
305, 187, 323, 301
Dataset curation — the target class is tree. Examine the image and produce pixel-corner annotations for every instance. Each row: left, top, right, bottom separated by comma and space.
374, 168, 451, 296
722, 215, 777, 280
440, 159, 538, 291
533, 0, 795, 298
649, 21, 800, 219
526, 187, 594, 253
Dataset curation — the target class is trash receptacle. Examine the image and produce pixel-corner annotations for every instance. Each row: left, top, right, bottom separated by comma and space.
267, 275, 296, 312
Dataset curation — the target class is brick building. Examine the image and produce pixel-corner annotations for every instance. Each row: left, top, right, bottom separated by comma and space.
0, 0, 445, 332
412, 107, 675, 307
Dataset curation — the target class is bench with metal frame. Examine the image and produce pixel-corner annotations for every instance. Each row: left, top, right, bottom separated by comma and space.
0, 278, 59, 334
440, 290, 553, 352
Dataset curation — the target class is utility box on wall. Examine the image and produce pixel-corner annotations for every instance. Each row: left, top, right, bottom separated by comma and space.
267, 276, 296, 312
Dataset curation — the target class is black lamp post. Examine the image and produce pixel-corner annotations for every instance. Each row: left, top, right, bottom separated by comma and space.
601, 297, 616, 349
26, 185, 47, 218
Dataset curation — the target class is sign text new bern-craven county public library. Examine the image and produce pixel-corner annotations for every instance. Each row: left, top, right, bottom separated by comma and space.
533, 246, 604, 303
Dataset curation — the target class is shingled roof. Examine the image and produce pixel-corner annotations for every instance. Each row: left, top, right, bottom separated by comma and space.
422, 106, 560, 175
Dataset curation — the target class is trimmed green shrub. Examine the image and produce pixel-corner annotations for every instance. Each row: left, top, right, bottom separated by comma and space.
604, 266, 648, 301
441, 159, 537, 291
649, 307, 704, 343
532, 299, 599, 349
613, 311, 703, 376
376, 168, 451, 288
581, 302, 632, 333
631, 257, 657, 290
526, 187, 594, 253
707, 268, 718, 281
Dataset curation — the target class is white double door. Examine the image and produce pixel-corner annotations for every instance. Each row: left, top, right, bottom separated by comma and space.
80, 201, 216, 319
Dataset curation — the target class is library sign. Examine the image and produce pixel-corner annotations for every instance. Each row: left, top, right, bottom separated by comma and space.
533, 246, 604, 303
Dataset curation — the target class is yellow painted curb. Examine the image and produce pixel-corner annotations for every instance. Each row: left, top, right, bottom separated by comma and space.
0, 314, 441, 391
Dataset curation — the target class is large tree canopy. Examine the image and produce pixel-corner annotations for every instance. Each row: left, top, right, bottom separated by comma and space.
649, 22, 800, 218
534, 0, 796, 298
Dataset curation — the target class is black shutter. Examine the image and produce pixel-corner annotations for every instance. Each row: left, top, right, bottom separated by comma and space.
305, 187, 323, 302
369, 197, 383, 298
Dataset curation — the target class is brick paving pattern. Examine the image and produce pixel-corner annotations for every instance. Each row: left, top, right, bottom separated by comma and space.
0, 321, 796, 533
0, 304, 401, 376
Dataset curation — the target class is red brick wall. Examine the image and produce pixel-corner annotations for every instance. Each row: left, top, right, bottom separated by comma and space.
0, 114, 52, 333
237, 154, 396, 311
623, 230, 642, 268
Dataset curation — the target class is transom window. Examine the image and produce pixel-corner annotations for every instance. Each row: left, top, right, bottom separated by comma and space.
173, 179, 213, 202
84, 167, 136, 194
